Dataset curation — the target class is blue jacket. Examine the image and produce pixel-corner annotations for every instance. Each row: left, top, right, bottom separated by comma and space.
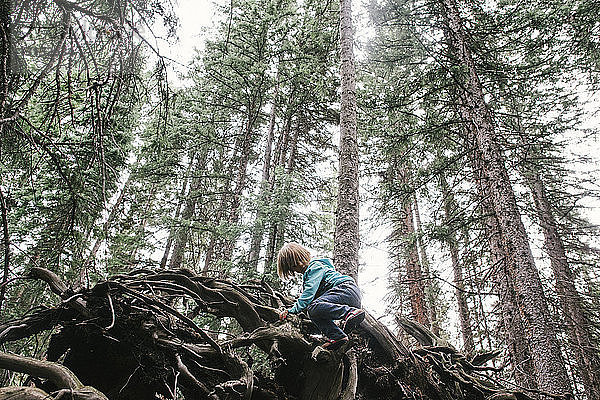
287, 257, 354, 314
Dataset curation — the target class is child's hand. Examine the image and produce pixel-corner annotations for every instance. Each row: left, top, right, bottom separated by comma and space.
279, 309, 289, 320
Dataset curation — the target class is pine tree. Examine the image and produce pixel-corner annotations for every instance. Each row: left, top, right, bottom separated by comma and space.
437, 0, 572, 393
335, 0, 360, 280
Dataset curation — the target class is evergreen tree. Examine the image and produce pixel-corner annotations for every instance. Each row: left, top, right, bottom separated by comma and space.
335, 0, 360, 280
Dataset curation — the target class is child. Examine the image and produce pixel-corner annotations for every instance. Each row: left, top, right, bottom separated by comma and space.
277, 242, 365, 350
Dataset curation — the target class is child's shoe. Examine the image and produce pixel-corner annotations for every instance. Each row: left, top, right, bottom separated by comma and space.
342, 308, 365, 333
322, 336, 349, 351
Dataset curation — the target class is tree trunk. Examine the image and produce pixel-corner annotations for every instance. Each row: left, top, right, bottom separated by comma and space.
165, 153, 207, 269
205, 94, 265, 270
221, 106, 262, 262
0, 0, 11, 120
440, 0, 572, 393
273, 111, 292, 173
169, 164, 204, 270
471, 262, 494, 351
264, 117, 299, 273
392, 216, 428, 327
526, 170, 600, 400
334, 0, 360, 281
223, 91, 266, 267
472, 154, 538, 393
262, 111, 292, 272
0, 187, 9, 313
160, 155, 196, 269
390, 166, 429, 328
403, 202, 429, 328
247, 72, 280, 270
412, 192, 440, 336
439, 174, 474, 353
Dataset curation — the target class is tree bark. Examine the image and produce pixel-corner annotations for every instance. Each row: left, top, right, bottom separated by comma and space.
169, 158, 205, 270
526, 169, 600, 400
389, 166, 430, 328
160, 155, 195, 269
334, 0, 360, 281
264, 117, 299, 273
439, 173, 474, 354
412, 192, 440, 336
248, 71, 280, 270
439, 0, 572, 393
0, 187, 9, 313
472, 154, 538, 393
0, 0, 11, 120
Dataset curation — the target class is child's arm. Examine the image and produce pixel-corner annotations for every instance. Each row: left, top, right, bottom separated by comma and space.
287, 263, 326, 314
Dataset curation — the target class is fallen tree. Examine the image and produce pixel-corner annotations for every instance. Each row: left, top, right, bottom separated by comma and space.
0, 267, 552, 399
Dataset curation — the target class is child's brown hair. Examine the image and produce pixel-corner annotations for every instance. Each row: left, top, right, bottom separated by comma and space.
277, 242, 311, 279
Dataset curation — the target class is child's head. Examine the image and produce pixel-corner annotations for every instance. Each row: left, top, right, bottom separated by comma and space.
277, 242, 311, 279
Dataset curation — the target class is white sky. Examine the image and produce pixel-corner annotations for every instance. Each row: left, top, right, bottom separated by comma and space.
153, 0, 224, 82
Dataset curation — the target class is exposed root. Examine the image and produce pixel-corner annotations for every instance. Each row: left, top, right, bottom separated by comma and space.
0, 267, 542, 400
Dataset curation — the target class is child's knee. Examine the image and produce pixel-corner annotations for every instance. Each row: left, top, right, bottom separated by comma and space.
306, 301, 323, 319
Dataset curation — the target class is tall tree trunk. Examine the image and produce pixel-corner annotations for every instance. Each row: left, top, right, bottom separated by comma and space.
272, 117, 300, 267
452, 251, 474, 355
403, 202, 429, 328
248, 72, 279, 270
203, 237, 215, 273
167, 194, 195, 270
264, 226, 278, 274
514, 99, 599, 397
0, 0, 11, 120
160, 157, 196, 269
205, 93, 265, 271
273, 112, 292, 173
159, 189, 186, 269
391, 166, 429, 328
389, 209, 429, 327
440, 0, 572, 393
412, 192, 440, 336
496, 259, 539, 392
472, 154, 538, 392
526, 170, 600, 400
472, 262, 494, 352
264, 117, 300, 273
0, 2, 12, 312
0, 187, 9, 313
262, 113, 303, 275
440, 174, 474, 353
334, 0, 360, 281
222, 103, 262, 262
169, 161, 205, 270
